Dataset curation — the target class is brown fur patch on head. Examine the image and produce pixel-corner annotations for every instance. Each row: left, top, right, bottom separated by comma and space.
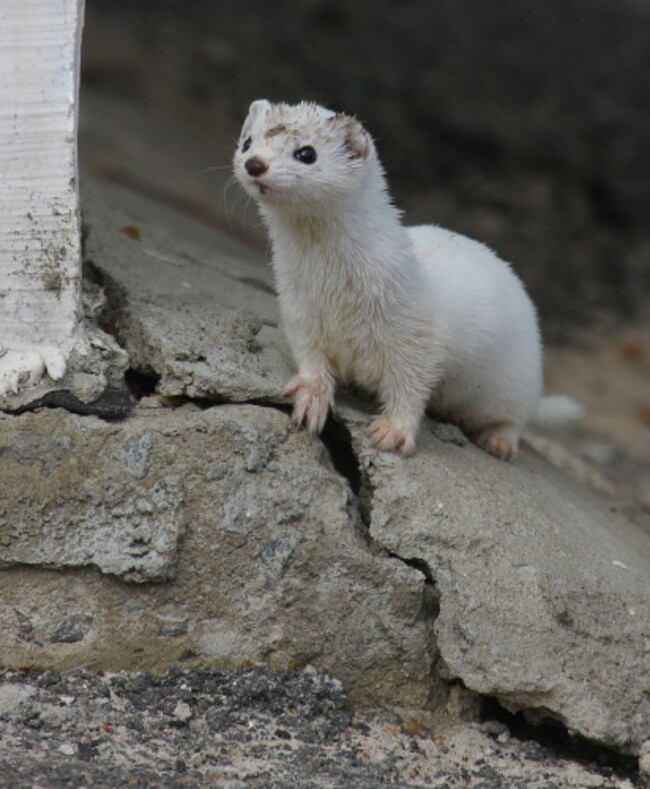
264, 124, 287, 139
328, 114, 370, 160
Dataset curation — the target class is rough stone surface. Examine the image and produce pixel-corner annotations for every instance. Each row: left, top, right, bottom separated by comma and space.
82, 178, 292, 403
0, 405, 439, 720
0, 179, 648, 766
0, 411, 184, 582
340, 406, 650, 754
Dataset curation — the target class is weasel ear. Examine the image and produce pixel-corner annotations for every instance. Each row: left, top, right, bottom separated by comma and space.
248, 99, 272, 119
330, 114, 372, 160
243, 99, 271, 133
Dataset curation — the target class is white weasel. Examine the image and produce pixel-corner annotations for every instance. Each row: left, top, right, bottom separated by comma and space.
233, 99, 581, 459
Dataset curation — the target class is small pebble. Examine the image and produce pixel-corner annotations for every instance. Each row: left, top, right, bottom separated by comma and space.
480, 720, 510, 738
58, 743, 76, 756
173, 701, 192, 722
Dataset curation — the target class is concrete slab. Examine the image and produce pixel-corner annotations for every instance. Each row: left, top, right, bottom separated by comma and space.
82, 177, 292, 403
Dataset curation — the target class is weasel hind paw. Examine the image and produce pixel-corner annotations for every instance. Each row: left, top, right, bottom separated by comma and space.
368, 416, 416, 456
474, 425, 519, 461
285, 375, 333, 434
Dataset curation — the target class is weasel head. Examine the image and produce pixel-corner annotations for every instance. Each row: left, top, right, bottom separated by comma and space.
233, 99, 376, 211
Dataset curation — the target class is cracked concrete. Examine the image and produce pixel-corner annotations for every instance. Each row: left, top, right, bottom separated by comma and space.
0, 404, 443, 725
335, 404, 650, 754
0, 177, 648, 765
81, 178, 292, 405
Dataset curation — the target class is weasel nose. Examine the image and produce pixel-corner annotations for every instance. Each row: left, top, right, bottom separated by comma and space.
245, 157, 268, 177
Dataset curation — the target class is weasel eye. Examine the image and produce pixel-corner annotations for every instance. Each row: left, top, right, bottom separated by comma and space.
293, 146, 317, 165
241, 137, 252, 153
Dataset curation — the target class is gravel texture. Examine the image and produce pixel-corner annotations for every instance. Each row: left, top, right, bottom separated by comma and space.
0, 666, 640, 788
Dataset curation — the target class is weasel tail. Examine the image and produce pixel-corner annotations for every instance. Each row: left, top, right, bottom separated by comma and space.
531, 395, 585, 426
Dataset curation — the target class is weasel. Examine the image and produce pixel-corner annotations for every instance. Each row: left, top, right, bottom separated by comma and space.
233, 99, 581, 459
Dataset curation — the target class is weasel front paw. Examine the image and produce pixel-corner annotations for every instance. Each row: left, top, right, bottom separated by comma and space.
368, 416, 416, 456
284, 375, 334, 435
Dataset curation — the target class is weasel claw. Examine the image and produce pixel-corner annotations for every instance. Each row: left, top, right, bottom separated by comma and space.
285, 375, 333, 435
368, 416, 416, 456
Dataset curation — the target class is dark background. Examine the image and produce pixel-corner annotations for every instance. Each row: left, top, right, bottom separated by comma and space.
81, 0, 650, 338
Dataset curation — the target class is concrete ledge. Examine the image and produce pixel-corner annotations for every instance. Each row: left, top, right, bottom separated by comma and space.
0, 177, 647, 757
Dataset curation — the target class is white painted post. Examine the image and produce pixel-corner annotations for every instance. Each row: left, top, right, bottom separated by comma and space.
0, 0, 85, 396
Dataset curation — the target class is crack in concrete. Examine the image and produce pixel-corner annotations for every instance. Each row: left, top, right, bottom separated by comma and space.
315, 412, 636, 775
481, 696, 640, 781
319, 414, 443, 662
320, 412, 437, 589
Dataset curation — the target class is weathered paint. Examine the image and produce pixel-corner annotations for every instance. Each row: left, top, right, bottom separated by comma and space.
0, 0, 84, 394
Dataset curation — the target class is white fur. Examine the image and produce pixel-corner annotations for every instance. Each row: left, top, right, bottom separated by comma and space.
531, 394, 585, 425
233, 99, 580, 459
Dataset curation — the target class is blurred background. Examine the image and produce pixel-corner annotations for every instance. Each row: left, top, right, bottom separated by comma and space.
80, 0, 649, 338
82, 0, 650, 338
79, 0, 650, 509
